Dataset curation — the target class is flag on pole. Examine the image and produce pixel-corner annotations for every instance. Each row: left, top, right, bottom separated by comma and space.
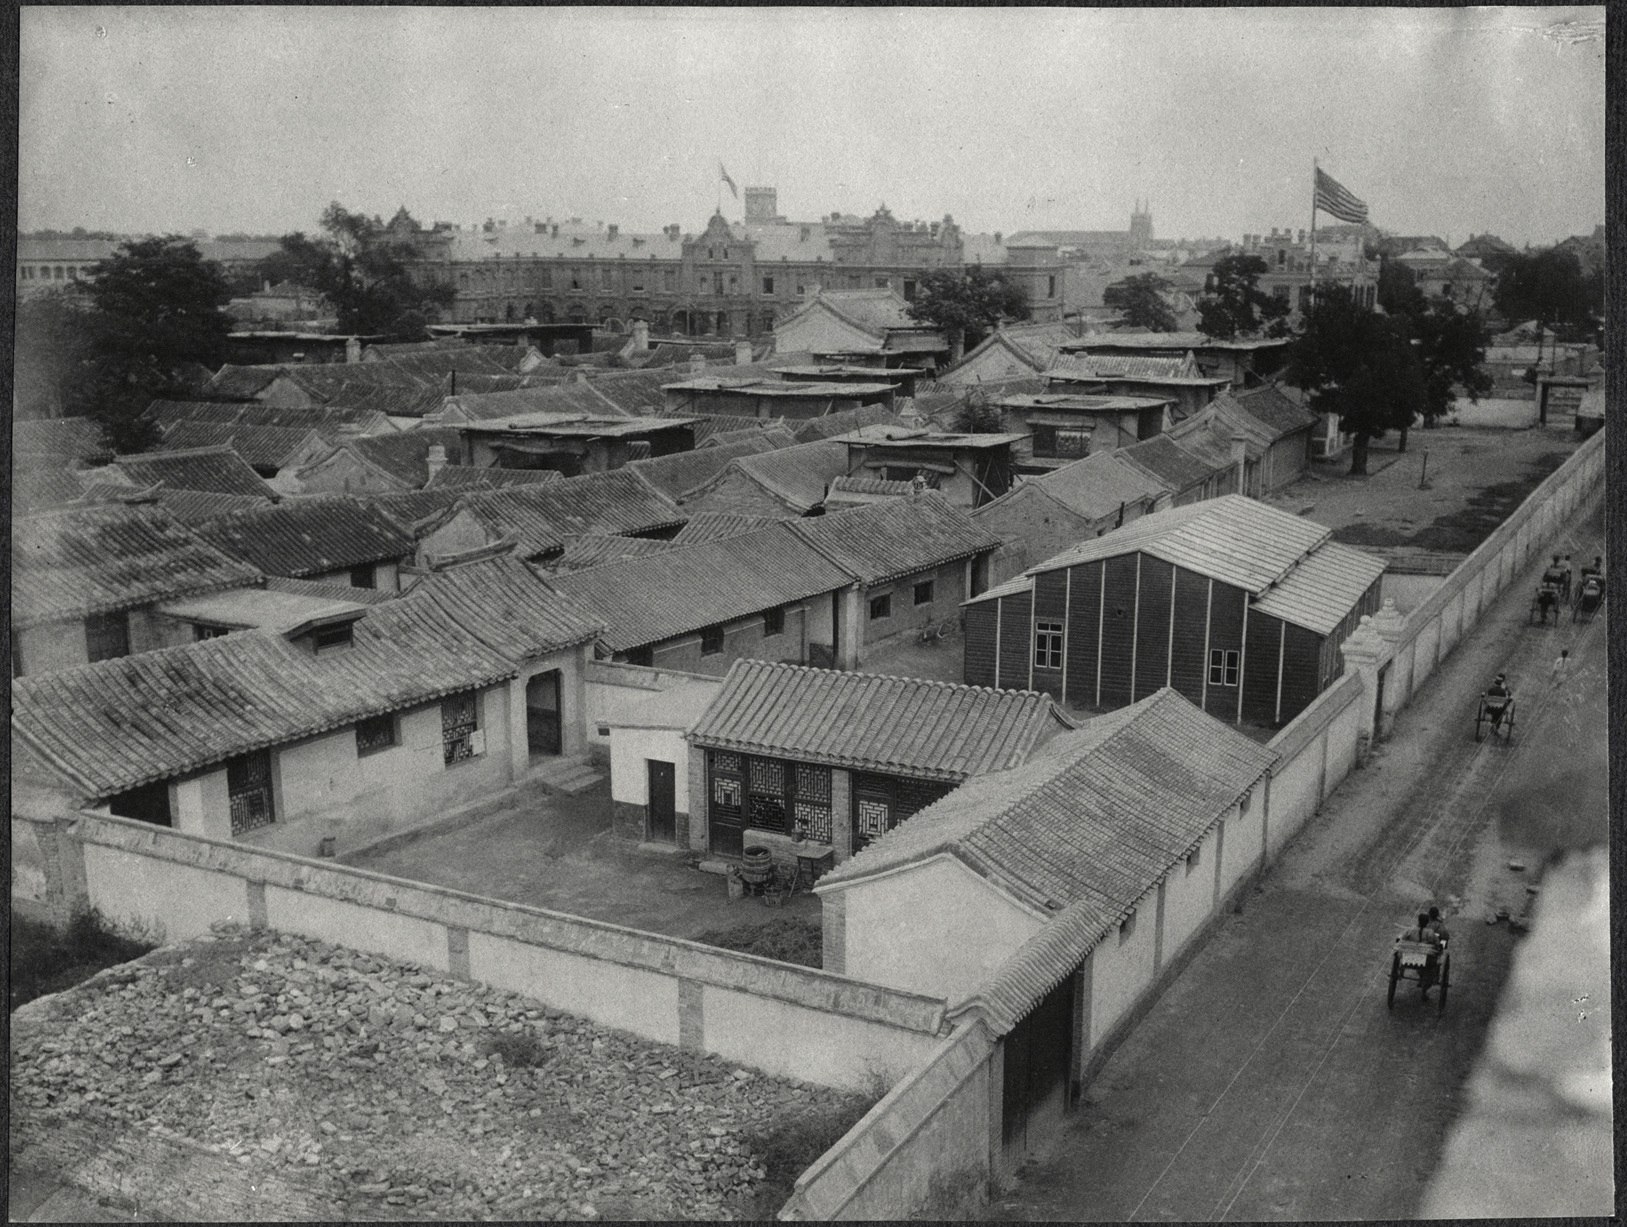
719, 163, 738, 199
1313, 167, 1369, 224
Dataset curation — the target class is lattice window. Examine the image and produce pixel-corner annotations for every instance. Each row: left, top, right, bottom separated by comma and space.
442, 692, 479, 765
713, 752, 741, 774
355, 714, 397, 756
712, 776, 741, 808
227, 751, 275, 836
795, 764, 831, 803
749, 759, 784, 794
856, 797, 890, 840
794, 800, 832, 843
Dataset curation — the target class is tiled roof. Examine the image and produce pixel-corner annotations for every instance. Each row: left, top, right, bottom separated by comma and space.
145, 398, 393, 435
391, 554, 603, 661
1232, 384, 1320, 439
671, 511, 786, 545
442, 383, 625, 422
627, 434, 787, 501
828, 475, 913, 497
322, 380, 451, 419
338, 427, 468, 489
203, 365, 283, 400
1032, 494, 1333, 595
1015, 449, 1171, 521
152, 489, 277, 524
790, 492, 1002, 585
13, 465, 91, 516
790, 403, 902, 443
109, 446, 280, 498
545, 522, 853, 652
820, 688, 1276, 915
1251, 541, 1385, 634
1046, 352, 1207, 382
579, 368, 681, 416
1118, 434, 1221, 492
192, 496, 416, 577
11, 614, 515, 802
1061, 332, 1289, 354
549, 533, 685, 573
689, 438, 850, 514
691, 416, 790, 445
937, 324, 1083, 380
158, 421, 327, 470
263, 575, 398, 605
12, 504, 262, 628
373, 348, 516, 382
14, 417, 109, 462
690, 660, 1071, 781
702, 424, 800, 452
457, 469, 686, 556
364, 489, 467, 530
424, 465, 564, 491
1176, 398, 1271, 459
444, 223, 685, 263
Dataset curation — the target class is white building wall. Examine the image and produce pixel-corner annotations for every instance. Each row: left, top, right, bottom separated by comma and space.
610, 726, 691, 809
1160, 832, 1217, 966
1215, 798, 1261, 900
1088, 884, 1159, 1043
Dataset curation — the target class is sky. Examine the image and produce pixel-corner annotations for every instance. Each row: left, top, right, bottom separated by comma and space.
18, 6, 1607, 248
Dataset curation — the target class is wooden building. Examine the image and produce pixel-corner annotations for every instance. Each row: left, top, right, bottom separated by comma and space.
962, 495, 1385, 726
994, 392, 1174, 472
455, 412, 698, 476
827, 424, 1027, 509
1055, 333, 1290, 390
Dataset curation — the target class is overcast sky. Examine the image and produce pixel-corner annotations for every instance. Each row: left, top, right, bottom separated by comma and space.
19, 6, 1606, 248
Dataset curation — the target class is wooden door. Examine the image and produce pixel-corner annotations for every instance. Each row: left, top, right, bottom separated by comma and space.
707, 752, 744, 858
647, 760, 676, 843
526, 670, 562, 757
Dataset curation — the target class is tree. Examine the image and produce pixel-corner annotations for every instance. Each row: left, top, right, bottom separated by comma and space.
13, 290, 98, 421
906, 266, 1029, 358
1380, 285, 1492, 436
1196, 254, 1289, 339
1287, 285, 1425, 476
259, 203, 453, 339
1491, 248, 1598, 343
1102, 273, 1178, 331
952, 388, 1005, 434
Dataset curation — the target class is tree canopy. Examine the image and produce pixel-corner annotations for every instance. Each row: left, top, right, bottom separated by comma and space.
1379, 277, 1492, 430
1102, 273, 1178, 331
1490, 247, 1601, 342
906, 266, 1030, 354
258, 203, 453, 338
1286, 285, 1425, 475
1196, 254, 1290, 340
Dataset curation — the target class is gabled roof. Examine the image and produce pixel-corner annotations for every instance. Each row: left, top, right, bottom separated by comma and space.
151, 489, 278, 525
1176, 397, 1273, 459
1045, 352, 1213, 382
145, 398, 393, 435
424, 464, 564, 491
686, 438, 850, 515
454, 469, 686, 556
14, 465, 92, 516
12, 504, 262, 628
1117, 433, 1223, 493
1061, 332, 1289, 354
811, 289, 918, 335
14, 417, 110, 462
690, 415, 792, 446
337, 427, 468, 489
108, 446, 279, 498
158, 421, 328, 470
1250, 541, 1386, 635
390, 554, 603, 661
987, 449, 1169, 524
671, 511, 786, 545
549, 533, 685, 573
1231, 384, 1320, 439
828, 474, 913, 497
936, 323, 1084, 381
441, 383, 624, 423
544, 523, 853, 652
818, 688, 1276, 915
627, 433, 788, 501
578, 367, 683, 416
790, 491, 1002, 585
790, 403, 902, 443
321, 379, 451, 419
689, 660, 1073, 781
192, 496, 416, 577
203, 364, 283, 400
364, 489, 467, 531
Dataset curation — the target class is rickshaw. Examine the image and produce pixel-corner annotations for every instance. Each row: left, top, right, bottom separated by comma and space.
1572, 573, 1605, 623
1540, 559, 1571, 603
1530, 580, 1564, 625
1388, 933, 1449, 1011
1474, 690, 1515, 742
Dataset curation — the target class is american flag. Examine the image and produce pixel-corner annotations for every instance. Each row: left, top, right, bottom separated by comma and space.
1314, 168, 1369, 225
719, 163, 738, 200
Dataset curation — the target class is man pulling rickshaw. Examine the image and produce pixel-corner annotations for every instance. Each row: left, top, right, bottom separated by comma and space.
1389, 908, 1451, 1011
1475, 674, 1515, 742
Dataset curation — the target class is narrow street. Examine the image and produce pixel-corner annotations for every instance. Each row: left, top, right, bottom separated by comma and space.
993, 495, 1608, 1222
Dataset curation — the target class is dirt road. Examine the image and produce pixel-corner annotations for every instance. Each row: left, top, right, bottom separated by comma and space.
992, 494, 1607, 1222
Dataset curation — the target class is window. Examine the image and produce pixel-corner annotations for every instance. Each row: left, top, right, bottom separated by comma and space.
869, 594, 892, 621
1208, 648, 1240, 687
227, 750, 275, 836
913, 580, 934, 606
355, 713, 397, 756
193, 623, 231, 641
874, 276, 890, 289
539, 267, 553, 289
663, 270, 676, 292
762, 607, 784, 637
762, 276, 774, 295
796, 282, 806, 297
313, 623, 354, 652
84, 611, 130, 663
600, 266, 613, 290
708, 247, 716, 261
1186, 846, 1202, 874
1118, 909, 1137, 944
441, 692, 481, 765
902, 278, 916, 301
700, 625, 725, 655
1047, 275, 1057, 298
570, 271, 583, 291
626, 645, 653, 667
1034, 620, 1063, 670
632, 271, 645, 293
792, 763, 833, 843
1031, 425, 1090, 460
348, 563, 376, 589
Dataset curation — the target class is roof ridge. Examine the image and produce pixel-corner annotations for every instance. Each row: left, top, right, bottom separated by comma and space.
117, 443, 242, 461
728, 657, 1046, 700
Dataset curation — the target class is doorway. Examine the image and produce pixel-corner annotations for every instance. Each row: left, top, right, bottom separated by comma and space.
526, 670, 562, 757
647, 760, 676, 843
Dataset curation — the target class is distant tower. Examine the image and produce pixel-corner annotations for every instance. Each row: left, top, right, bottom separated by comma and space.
744, 187, 782, 223
1129, 199, 1153, 251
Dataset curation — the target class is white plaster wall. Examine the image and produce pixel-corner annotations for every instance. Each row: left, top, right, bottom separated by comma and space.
609, 727, 690, 809
1161, 835, 1216, 966
465, 930, 681, 1045
12, 817, 50, 905
1325, 698, 1364, 794
836, 858, 1045, 1002
698, 984, 941, 1092
1089, 886, 1159, 1045
83, 843, 251, 944
173, 770, 232, 840
15, 619, 91, 675
263, 885, 448, 972
1264, 744, 1321, 857
1216, 799, 1261, 900
1381, 572, 1450, 614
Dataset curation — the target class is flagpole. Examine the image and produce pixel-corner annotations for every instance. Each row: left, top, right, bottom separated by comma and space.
1309, 158, 1319, 301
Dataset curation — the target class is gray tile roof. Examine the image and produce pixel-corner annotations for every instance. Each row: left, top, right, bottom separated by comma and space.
544, 523, 853, 652
157, 421, 327, 470
192, 496, 416, 577
790, 404, 902, 443
790, 492, 1002, 586
151, 489, 278, 525
12, 504, 262, 628
687, 438, 851, 514
1118, 434, 1222, 492
424, 465, 564, 491
627, 434, 788, 501
109, 446, 280, 498
13, 417, 110, 462
442, 383, 625, 423
13, 465, 91, 516
338, 428, 469, 488
671, 512, 786, 545
548, 533, 685, 573
689, 660, 1071, 781
1232, 384, 1321, 439
992, 450, 1171, 523
457, 469, 686, 556
144, 399, 393, 435
390, 554, 604, 661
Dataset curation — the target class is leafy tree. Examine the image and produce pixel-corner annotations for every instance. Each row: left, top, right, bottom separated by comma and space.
952, 388, 1006, 434
259, 203, 453, 338
1491, 248, 1599, 343
1196, 254, 1290, 340
906, 266, 1029, 357
1287, 285, 1425, 476
1380, 283, 1492, 435
1102, 273, 1178, 331
13, 290, 98, 422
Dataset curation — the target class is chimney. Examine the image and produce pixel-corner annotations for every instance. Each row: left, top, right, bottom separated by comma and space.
735, 340, 753, 366
1230, 433, 1248, 491
689, 353, 707, 376
994, 232, 1003, 245
425, 444, 448, 484
631, 319, 650, 351
345, 336, 362, 364
909, 472, 928, 499
263, 278, 271, 293
607, 224, 619, 240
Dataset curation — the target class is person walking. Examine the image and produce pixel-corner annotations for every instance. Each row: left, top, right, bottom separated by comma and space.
1551, 648, 1572, 687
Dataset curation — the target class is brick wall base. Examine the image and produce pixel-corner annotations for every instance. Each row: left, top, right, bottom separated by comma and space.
611, 800, 646, 842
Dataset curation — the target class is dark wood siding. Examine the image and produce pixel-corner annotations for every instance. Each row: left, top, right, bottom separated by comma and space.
996, 590, 1033, 692
1132, 557, 1173, 701
963, 601, 999, 688
1169, 567, 1209, 701
1242, 610, 1285, 725
1202, 580, 1248, 721
1064, 561, 1102, 709
1280, 622, 1325, 721
1097, 554, 1139, 708
1030, 570, 1068, 699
